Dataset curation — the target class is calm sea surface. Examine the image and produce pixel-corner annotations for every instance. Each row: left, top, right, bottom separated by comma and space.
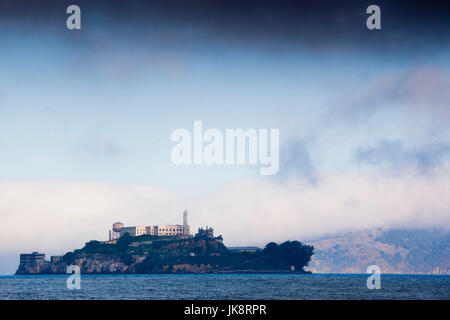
0, 274, 449, 300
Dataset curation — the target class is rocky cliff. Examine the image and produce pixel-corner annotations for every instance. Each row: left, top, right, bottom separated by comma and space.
16, 253, 131, 275
16, 235, 314, 275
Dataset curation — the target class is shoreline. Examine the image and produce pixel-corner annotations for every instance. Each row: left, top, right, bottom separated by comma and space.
5, 272, 450, 277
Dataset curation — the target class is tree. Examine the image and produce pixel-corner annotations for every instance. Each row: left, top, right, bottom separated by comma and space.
263, 242, 279, 256
262, 241, 314, 271
62, 252, 75, 264
116, 233, 133, 252
278, 241, 314, 269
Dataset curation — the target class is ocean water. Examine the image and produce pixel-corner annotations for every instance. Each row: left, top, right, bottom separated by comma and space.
0, 274, 449, 300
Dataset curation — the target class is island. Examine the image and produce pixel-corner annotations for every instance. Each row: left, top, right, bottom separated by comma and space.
16, 234, 314, 275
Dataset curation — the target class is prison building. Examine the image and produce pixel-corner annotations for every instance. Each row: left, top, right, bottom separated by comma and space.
155, 225, 186, 236
20, 252, 45, 265
196, 226, 214, 238
144, 226, 156, 235
119, 226, 148, 237
111, 210, 192, 239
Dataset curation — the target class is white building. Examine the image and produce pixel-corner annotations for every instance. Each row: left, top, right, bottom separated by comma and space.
119, 226, 147, 237
110, 210, 191, 239
155, 225, 185, 236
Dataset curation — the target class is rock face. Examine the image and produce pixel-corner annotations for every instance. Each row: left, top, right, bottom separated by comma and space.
16, 236, 314, 275
16, 238, 225, 275
307, 228, 450, 274
16, 262, 51, 275
16, 254, 131, 275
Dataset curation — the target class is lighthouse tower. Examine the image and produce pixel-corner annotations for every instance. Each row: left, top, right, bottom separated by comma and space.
183, 210, 190, 236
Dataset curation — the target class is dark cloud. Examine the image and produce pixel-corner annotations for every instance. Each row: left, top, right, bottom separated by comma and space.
278, 139, 316, 182
354, 139, 450, 171
327, 68, 450, 126
0, 0, 449, 53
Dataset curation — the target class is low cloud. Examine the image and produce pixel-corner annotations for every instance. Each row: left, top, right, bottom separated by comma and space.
278, 138, 317, 183
1, 166, 450, 273
354, 140, 450, 172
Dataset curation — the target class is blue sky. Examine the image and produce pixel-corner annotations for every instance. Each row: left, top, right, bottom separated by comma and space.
1, 26, 448, 191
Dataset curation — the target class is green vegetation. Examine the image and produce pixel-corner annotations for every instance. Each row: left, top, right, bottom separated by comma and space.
55, 235, 315, 274
65, 234, 177, 255
59, 234, 178, 261
136, 239, 314, 273
263, 241, 314, 270
61, 251, 75, 264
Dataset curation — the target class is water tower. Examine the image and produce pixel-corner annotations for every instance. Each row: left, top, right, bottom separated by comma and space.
111, 222, 123, 240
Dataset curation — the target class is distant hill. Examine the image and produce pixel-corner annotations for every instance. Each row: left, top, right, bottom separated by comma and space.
307, 228, 450, 274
